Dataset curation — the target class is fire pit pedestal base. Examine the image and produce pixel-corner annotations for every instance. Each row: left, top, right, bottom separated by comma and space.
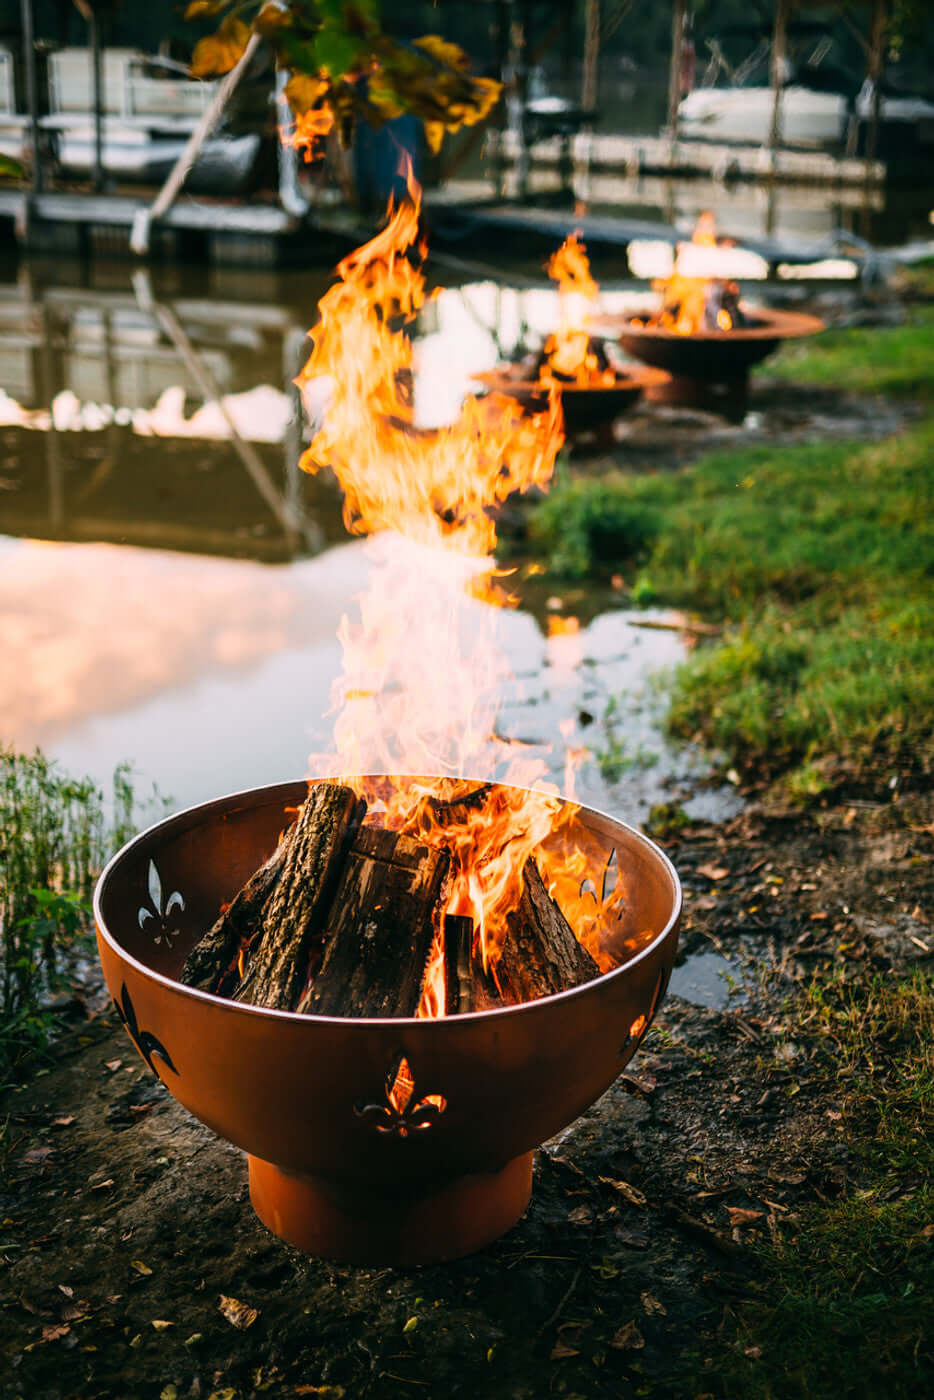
248, 1152, 533, 1264
644, 371, 749, 422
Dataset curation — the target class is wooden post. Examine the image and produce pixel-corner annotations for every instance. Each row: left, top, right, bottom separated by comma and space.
581, 0, 601, 116
19, 0, 42, 196
667, 0, 686, 163
767, 0, 792, 164
865, 0, 887, 169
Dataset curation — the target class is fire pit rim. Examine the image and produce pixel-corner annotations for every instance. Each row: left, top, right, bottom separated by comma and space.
471, 365, 672, 395
596, 306, 826, 343
94, 774, 682, 1029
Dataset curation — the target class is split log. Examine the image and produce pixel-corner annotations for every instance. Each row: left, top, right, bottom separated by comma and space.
296, 826, 450, 1018
179, 783, 363, 1005
442, 859, 599, 1014
497, 858, 600, 1002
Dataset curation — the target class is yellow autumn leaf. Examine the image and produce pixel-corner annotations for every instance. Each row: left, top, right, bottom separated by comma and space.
412, 35, 470, 73
184, 0, 225, 19
190, 17, 250, 79
284, 72, 329, 116
424, 120, 445, 153
255, 3, 292, 35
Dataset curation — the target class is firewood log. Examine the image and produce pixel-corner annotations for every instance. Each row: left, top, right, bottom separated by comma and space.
295, 826, 450, 1018
178, 783, 363, 1004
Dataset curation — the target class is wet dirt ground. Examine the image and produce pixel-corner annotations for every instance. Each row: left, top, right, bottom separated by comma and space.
3, 762, 932, 1400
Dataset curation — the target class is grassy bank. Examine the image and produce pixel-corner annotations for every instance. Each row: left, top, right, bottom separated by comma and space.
527, 308, 934, 788
701, 971, 933, 1400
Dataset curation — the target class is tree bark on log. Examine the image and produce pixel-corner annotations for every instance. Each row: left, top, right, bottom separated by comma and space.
178, 783, 364, 1005
296, 826, 450, 1018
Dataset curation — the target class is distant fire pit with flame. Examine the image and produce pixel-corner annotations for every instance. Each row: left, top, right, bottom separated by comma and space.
603, 213, 824, 417
612, 307, 825, 417
472, 358, 670, 441
95, 776, 681, 1265
476, 233, 671, 443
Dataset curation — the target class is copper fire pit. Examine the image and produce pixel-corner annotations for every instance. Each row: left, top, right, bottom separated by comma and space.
604, 307, 825, 418
473, 365, 670, 441
94, 777, 681, 1265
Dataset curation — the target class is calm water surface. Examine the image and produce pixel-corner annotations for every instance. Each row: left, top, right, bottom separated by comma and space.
0, 255, 741, 823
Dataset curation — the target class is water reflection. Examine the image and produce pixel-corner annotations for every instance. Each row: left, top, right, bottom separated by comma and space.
0, 255, 745, 820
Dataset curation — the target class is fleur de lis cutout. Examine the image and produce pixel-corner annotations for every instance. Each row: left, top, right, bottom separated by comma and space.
580, 847, 619, 910
354, 1054, 447, 1137
138, 859, 185, 946
114, 982, 178, 1077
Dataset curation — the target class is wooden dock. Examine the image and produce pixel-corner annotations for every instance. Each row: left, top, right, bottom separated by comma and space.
487, 129, 885, 187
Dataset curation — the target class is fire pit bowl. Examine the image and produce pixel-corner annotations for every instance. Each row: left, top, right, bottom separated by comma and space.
95, 777, 681, 1264
602, 307, 825, 416
473, 365, 670, 439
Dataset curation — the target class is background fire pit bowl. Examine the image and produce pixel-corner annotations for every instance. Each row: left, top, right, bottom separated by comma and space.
94, 777, 681, 1265
603, 307, 825, 417
473, 365, 670, 442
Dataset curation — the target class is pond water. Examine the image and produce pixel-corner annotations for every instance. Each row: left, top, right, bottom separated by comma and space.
0, 254, 742, 829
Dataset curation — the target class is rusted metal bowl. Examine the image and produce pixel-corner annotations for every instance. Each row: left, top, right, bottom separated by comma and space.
94, 777, 681, 1265
473, 365, 670, 436
604, 306, 825, 383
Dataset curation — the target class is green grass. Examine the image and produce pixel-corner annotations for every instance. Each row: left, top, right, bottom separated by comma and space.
525, 310, 934, 784
698, 973, 934, 1400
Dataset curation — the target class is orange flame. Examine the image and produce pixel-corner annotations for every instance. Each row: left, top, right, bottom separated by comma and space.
299, 173, 644, 1013
539, 233, 616, 388
633, 212, 740, 336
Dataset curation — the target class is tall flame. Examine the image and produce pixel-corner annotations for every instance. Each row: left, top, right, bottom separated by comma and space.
539, 233, 616, 388
298, 175, 640, 1014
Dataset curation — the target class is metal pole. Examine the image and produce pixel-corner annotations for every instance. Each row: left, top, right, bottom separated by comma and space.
767, 0, 791, 164
130, 32, 261, 256
20, 0, 42, 196
89, 7, 105, 192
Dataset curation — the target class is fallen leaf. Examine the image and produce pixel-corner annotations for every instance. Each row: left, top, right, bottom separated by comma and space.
218, 1294, 259, 1330
183, 1333, 202, 1348
21, 1146, 53, 1166
745, 1344, 763, 1359
697, 863, 728, 882
726, 1208, 764, 1228
104, 1060, 122, 1072
151, 1319, 174, 1331
568, 1204, 593, 1224
161, 1386, 179, 1400
57, 1284, 74, 1298
51, 1116, 75, 1128
640, 1291, 666, 1316
130, 1259, 153, 1276
40, 1323, 70, 1343
402, 1315, 418, 1333
90, 1179, 115, 1193
206, 1391, 237, 1400
598, 1176, 647, 1207
550, 1341, 580, 1359
610, 1320, 645, 1350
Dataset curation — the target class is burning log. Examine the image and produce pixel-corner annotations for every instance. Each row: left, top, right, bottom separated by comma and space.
442, 859, 600, 1014
179, 783, 364, 1004
295, 826, 449, 1018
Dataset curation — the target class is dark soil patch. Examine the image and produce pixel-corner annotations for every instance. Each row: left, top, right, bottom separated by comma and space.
2, 783, 932, 1400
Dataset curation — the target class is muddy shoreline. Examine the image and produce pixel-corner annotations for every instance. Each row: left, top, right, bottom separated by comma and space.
3, 763, 931, 1400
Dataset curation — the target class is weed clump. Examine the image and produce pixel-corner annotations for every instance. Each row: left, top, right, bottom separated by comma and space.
0, 750, 142, 1079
